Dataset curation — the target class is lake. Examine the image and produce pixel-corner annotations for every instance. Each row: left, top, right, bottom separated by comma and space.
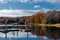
0, 31, 59, 40
0, 24, 60, 40
0, 31, 55, 40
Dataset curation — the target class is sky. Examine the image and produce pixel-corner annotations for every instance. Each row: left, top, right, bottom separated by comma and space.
0, 0, 60, 17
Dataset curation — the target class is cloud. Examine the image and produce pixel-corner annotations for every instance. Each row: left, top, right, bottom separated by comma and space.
33, 0, 60, 3
18, 0, 60, 3
0, 0, 7, 3
18, 0, 29, 3
32, 0, 43, 3
44, 0, 60, 3
34, 5, 40, 8
0, 0, 4, 1
0, 10, 40, 17
0, 0, 60, 4
0, 8, 50, 17
40, 8, 50, 13
0, 0, 30, 3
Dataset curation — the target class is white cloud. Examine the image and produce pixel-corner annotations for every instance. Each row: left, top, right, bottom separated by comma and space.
34, 0, 60, 4
33, 0, 60, 3
0, 0, 59, 4
44, 0, 60, 3
40, 8, 50, 13
33, 0, 43, 2
0, 0, 7, 3
32, 0, 43, 3
0, 10, 40, 17
0, 9, 50, 17
34, 5, 40, 8
18, 0, 29, 3
0, 0, 4, 1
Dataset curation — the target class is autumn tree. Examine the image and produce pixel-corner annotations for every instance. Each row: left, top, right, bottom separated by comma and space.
45, 10, 60, 24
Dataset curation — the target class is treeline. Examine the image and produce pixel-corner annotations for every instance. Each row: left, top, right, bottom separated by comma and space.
0, 17, 26, 24
25, 10, 60, 24
0, 10, 60, 24
25, 12, 45, 25
45, 10, 60, 24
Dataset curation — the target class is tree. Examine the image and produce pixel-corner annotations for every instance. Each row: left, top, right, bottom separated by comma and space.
45, 10, 60, 24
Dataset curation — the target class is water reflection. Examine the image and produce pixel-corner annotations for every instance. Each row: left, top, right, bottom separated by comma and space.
0, 25, 60, 40
0, 31, 36, 38
45, 26, 60, 39
31, 25, 60, 40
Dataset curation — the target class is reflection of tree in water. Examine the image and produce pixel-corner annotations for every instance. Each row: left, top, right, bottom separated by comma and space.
31, 25, 46, 40
46, 26, 60, 40
31, 26, 41, 36
31, 25, 60, 40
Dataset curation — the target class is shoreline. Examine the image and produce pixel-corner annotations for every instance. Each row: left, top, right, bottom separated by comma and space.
39, 24, 60, 28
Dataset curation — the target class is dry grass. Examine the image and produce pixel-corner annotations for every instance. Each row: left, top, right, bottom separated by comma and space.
39, 24, 60, 28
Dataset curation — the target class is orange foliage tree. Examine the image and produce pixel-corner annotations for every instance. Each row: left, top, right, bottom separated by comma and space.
25, 12, 45, 25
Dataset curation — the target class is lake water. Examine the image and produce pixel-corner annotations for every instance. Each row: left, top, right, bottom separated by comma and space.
0, 31, 53, 40
0, 31, 38, 40
0, 37, 55, 40
0, 25, 60, 40
0, 31, 60, 40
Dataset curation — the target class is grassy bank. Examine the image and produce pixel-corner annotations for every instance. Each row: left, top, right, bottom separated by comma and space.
39, 24, 60, 27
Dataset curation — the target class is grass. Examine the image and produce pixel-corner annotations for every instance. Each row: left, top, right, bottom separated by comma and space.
39, 24, 60, 27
